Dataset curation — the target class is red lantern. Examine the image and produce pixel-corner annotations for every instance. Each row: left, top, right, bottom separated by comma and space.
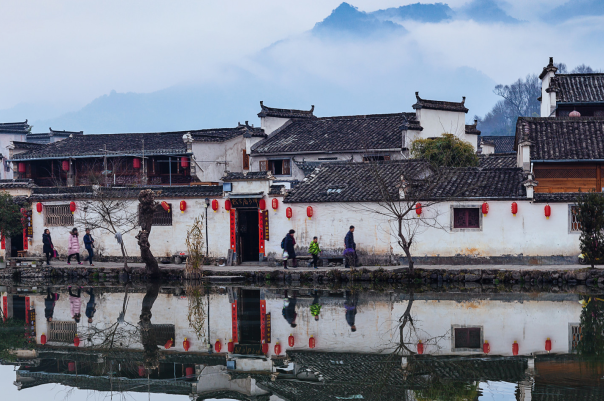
417, 341, 424, 355
62, 160, 69, 172
511, 202, 518, 216
181, 157, 189, 169
36, 202, 43, 213
215, 340, 222, 353
272, 198, 279, 210
228, 340, 234, 353
286, 207, 293, 220
180, 200, 187, 213
165, 339, 174, 349
307, 206, 313, 219
545, 205, 551, 219
69, 201, 76, 214
40, 333, 47, 345
73, 335, 80, 347
183, 338, 190, 351
18, 162, 26, 173
274, 342, 281, 355
259, 199, 266, 211
483, 341, 490, 354
481, 202, 489, 216
68, 362, 76, 372
185, 367, 194, 377
309, 335, 316, 349
161, 201, 170, 212
416, 202, 422, 216
512, 341, 519, 356
133, 158, 141, 169
545, 338, 552, 352
225, 199, 232, 211
288, 334, 295, 347
212, 199, 219, 212
138, 366, 146, 377
262, 341, 269, 354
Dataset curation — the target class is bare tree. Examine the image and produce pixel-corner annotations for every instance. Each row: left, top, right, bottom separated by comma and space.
136, 189, 164, 278
75, 187, 139, 271
185, 214, 205, 279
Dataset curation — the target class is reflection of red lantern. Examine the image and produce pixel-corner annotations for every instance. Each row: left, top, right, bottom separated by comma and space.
212, 199, 219, 212
482, 202, 489, 216
274, 342, 281, 355
73, 335, 80, 347
483, 341, 490, 354
183, 338, 190, 351
161, 201, 170, 212
286, 207, 293, 220
309, 336, 316, 349
138, 366, 146, 377
228, 340, 234, 353
180, 200, 187, 213
545, 205, 551, 219
165, 339, 173, 349
262, 341, 269, 354
181, 157, 189, 169
69, 201, 76, 214
185, 367, 194, 377
68, 362, 76, 372
511, 202, 518, 216
272, 198, 279, 210
18, 162, 26, 173
62, 160, 70, 172
512, 341, 519, 356
225, 199, 232, 211
417, 341, 424, 355
416, 203, 422, 216
307, 206, 313, 219
259, 199, 266, 210
133, 158, 141, 169
288, 334, 294, 347
40, 333, 47, 345
36, 202, 43, 213
545, 338, 552, 352
215, 340, 222, 353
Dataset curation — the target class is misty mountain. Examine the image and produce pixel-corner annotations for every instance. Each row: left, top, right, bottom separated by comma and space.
371, 2, 453, 23
312, 3, 406, 38
544, 0, 604, 23
456, 0, 520, 24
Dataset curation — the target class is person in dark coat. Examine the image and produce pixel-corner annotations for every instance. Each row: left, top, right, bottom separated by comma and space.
344, 290, 358, 332
44, 287, 58, 322
283, 229, 297, 269
83, 228, 95, 266
344, 226, 356, 269
282, 290, 297, 328
42, 229, 54, 266
85, 288, 96, 323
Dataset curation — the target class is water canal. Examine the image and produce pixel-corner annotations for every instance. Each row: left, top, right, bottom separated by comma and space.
1, 280, 603, 400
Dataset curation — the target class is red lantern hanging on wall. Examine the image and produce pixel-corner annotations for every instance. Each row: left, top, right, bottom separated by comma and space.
417, 341, 424, 355
18, 162, 26, 173
228, 340, 234, 353
259, 199, 266, 210
161, 201, 170, 212
36, 202, 43, 213
180, 200, 187, 213
544, 205, 551, 219
416, 203, 422, 216
69, 201, 76, 214
225, 199, 232, 211
288, 334, 295, 347
40, 333, 47, 345
512, 341, 519, 356
62, 160, 70, 172
511, 202, 518, 216
483, 341, 490, 354
215, 340, 222, 353
307, 206, 313, 219
212, 199, 219, 212
286, 207, 293, 220
545, 338, 552, 352
309, 335, 316, 349
274, 342, 282, 355
73, 335, 80, 347
165, 339, 174, 349
272, 198, 279, 210
481, 202, 489, 216
183, 338, 190, 351
133, 158, 141, 169
181, 157, 189, 169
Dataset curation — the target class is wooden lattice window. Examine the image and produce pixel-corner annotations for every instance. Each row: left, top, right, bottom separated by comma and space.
454, 327, 481, 349
48, 321, 77, 343
45, 205, 74, 226
570, 206, 582, 232
139, 203, 172, 226
242, 150, 250, 170
570, 324, 582, 352
453, 208, 480, 229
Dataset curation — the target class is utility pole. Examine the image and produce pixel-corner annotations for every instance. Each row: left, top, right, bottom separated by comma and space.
103, 144, 108, 187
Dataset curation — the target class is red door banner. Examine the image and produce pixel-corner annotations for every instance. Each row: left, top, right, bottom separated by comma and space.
1, 232, 4, 250
260, 300, 267, 345
25, 297, 30, 324
229, 210, 236, 251
231, 301, 238, 343
2, 296, 7, 322
258, 210, 265, 255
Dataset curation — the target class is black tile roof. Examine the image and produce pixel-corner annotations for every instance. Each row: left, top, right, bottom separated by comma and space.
515, 117, 604, 161
481, 135, 515, 153
533, 192, 580, 203
292, 160, 323, 175
465, 121, 481, 135
268, 184, 285, 195
11, 141, 47, 151
0, 179, 36, 189
550, 74, 604, 103
251, 113, 413, 155
283, 161, 526, 203
49, 128, 83, 136
0, 120, 30, 134
412, 92, 468, 113
191, 124, 265, 142
257, 101, 315, 119
222, 171, 274, 181
29, 185, 223, 201
478, 153, 517, 169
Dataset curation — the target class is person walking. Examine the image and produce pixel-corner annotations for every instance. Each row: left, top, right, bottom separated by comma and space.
344, 225, 356, 269
344, 290, 358, 332
282, 229, 297, 269
68, 286, 82, 323
83, 228, 95, 266
85, 288, 96, 323
308, 237, 321, 269
67, 228, 82, 265
42, 229, 54, 266
44, 287, 59, 322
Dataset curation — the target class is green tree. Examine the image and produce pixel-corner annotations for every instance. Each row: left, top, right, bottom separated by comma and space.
0, 319, 34, 362
0, 192, 24, 239
576, 192, 604, 268
577, 296, 604, 358
410, 134, 479, 168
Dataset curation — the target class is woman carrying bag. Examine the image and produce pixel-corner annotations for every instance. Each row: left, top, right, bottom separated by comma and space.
42, 229, 54, 266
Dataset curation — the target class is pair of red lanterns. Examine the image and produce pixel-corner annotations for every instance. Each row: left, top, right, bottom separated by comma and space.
36, 202, 76, 214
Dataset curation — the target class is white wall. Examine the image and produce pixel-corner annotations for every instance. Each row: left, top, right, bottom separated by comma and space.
540, 70, 556, 117
260, 117, 290, 136
192, 137, 246, 183
414, 109, 474, 150
0, 132, 27, 179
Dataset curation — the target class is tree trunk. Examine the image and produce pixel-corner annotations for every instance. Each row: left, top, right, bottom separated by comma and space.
120, 241, 130, 273
136, 189, 163, 278
140, 281, 161, 370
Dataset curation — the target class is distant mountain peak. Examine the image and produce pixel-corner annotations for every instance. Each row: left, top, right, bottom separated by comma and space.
456, 0, 520, 24
371, 2, 454, 24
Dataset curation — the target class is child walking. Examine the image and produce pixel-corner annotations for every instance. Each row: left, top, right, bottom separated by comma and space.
308, 236, 321, 269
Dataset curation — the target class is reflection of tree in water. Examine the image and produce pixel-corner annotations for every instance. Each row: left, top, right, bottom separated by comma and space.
139, 281, 161, 371
186, 283, 207, 344
577, 296, 604, 358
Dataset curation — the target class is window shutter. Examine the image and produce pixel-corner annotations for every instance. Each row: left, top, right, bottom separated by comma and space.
282, 159, 291, 175
259, 160, 268, 171
242, 150, 250, 170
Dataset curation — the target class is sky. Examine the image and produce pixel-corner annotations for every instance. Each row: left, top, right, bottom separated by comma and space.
1, 0, 603, 132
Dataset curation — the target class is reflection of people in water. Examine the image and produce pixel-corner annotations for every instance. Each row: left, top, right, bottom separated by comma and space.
345, 291, 358, 332
45, 287, 58, 322
139, 281, 161, 370
310, 290, 321, 321
85, 288, 96, 323
282, 290, 298, 328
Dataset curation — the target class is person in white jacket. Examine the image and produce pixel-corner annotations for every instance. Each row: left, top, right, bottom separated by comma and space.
67, 228, 82, 265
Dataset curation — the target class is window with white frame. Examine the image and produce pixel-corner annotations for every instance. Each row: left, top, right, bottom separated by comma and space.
45, 204, 74, 226
451, 205, 482, 231
569, 205, 581, 233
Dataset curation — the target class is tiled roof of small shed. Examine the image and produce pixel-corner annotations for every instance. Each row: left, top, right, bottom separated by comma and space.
412, 92, 468, 113
550, 74, 604, 103
257, 101, 316, 119
191, 125, 265, 142
481, 136, 515, 153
